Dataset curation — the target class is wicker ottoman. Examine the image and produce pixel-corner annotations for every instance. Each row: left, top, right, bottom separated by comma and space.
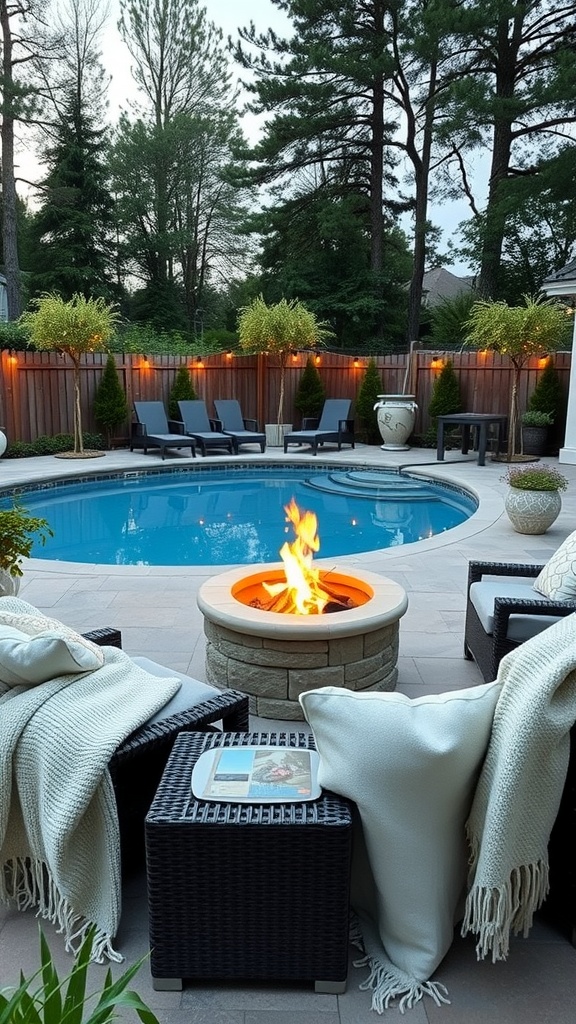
145, 731, 353, 993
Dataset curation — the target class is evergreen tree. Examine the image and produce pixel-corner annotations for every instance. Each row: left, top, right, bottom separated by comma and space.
355, 358, 383, 444
428, 359, 461, 419
528, 359, 567, 454
94, 355, 129, 448
294, 356, 326, 424
27, 91, 117, 300
168, 366, 197, 420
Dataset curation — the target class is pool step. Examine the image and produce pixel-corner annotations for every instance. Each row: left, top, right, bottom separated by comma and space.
303, 472, 440, 502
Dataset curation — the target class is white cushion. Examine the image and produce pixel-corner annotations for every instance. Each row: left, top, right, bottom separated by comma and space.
299, 682, 501, 1000
0, 619, 104, 687
533, 531, 576, 600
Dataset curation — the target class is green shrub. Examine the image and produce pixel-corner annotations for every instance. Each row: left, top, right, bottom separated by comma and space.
94, 355, 129, 447
355, 358, 383, 444
521, 410, 553, 427
0, 500, 53, 577
429, 293, 477, 349
428, 359, 462, 420
168, 366, 197, 419
504, 465, 568, 491
4, 433, 105, 458
294, 356, 326, 423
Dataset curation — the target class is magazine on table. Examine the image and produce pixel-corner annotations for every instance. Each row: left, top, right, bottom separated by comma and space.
191, 745, 321, 803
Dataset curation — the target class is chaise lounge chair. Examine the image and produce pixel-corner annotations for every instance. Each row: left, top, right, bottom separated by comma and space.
213, 399, 266, 453
283, 399, 355, 455
177, 400, 236, 457
130, 401, 197, 460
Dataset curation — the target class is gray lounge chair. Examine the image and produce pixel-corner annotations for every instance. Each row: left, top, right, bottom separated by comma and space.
130, 401, 196, 460
213, 399, 266, 452
283, 399, 355, 455
178, 400, 236, 457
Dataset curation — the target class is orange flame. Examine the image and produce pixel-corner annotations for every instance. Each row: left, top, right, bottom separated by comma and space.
262, 498, 333, 614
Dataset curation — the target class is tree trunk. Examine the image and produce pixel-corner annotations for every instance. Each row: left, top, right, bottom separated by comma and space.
0, 0, 21, 319
73, 359, 84, 454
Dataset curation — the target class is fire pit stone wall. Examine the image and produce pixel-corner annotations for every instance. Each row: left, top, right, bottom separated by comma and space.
198, 565, 408, 720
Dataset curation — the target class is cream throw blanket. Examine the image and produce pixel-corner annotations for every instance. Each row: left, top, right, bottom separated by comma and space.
462, 611, 576, 960
0, 601, 181, 963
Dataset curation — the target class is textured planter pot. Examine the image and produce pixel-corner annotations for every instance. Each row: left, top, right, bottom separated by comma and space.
522, 425, 549, 456
0, 429, 6, 458
504, 487, 562, 535
265, 423, 293, 447
373, 395, 418, 451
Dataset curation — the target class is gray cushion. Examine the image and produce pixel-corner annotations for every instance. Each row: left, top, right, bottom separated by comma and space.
469, 580, 563, 642
131, 656, 222, 724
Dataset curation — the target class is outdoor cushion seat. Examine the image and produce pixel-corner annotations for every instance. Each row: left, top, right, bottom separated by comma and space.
213, 399, 266, 452
464, 559, 576, 684
177, 400, 236, 456
283, 399, 355, 455
130, 401, 197, 460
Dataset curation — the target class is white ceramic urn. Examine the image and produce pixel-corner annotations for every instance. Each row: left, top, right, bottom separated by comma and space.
373, 395, 418, 451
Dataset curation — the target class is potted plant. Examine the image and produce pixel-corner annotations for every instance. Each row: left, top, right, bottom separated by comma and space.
0, 499, 53, 596
0, 926, 159, 1024
503, 464, 568, 534
20, 293, 120, 458
464, 294, 570, 461
237, 295, 333, 446
520, 410, 553, 456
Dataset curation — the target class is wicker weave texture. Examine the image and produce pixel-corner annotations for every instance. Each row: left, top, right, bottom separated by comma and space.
146, 731, 353, 985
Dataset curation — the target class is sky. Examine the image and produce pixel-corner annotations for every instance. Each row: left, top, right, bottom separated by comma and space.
19, 0, 475, 275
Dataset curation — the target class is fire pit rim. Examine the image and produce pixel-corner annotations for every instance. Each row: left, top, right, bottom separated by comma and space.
198, 563, 408, 640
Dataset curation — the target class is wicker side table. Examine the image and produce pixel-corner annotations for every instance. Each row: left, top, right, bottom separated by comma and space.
145, 731, 353, 993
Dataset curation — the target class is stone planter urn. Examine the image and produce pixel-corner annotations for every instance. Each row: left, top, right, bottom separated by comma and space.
373, 395, 418, 451
504, 487, 563, 535
0, 569, 20, 598
0, 428, 7, 458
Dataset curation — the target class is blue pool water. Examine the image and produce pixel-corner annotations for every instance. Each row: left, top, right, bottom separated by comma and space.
7, 466, 477, 566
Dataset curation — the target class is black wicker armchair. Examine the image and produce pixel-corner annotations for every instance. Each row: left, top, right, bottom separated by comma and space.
82, 626, 249, 867
464, 559, 576, 684
463, 562, 576, 945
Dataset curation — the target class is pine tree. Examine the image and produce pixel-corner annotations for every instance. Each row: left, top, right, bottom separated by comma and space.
355, 358, 383, 444
27, 91, 117, 301
94, 355, 129, 448
294, 356, 326, 424
169, 366, 197, 420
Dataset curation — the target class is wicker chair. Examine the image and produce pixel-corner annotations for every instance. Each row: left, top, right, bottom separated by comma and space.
464, 559, 576, 684
82, 626, 249, 868
463, 562, 576, 945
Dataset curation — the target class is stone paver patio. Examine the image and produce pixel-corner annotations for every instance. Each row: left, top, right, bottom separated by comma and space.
1, 441, 575, 1023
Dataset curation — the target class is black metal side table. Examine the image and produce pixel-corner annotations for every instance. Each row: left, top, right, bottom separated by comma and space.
436, 412, 508, 466
145, 731, 353, 993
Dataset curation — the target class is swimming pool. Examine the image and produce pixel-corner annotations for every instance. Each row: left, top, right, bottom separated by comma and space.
4, 465, 477, 566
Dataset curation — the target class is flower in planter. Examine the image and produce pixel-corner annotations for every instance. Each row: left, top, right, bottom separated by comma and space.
503, 465, 568, 491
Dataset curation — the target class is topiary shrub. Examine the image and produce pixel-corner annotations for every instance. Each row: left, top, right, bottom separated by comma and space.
294, 356, 326, 424
94, 355, 129, 448
355, 358, 383, 444
168, 366, 197, 420
527, 359, 567, 454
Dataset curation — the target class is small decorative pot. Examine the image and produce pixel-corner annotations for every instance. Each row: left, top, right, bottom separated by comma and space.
504, 487, 562, 535
522, 425, 549, 456
0, 428, 7, 458
373, 395, 418, 451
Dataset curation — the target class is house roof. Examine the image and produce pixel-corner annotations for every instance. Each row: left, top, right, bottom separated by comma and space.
421, 267, 475, 307
542, 258, 576, 285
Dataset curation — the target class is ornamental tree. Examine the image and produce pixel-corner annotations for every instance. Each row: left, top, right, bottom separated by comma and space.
237, 296, 332, 425
20, 293, 119, 455
464, 295, 571, 459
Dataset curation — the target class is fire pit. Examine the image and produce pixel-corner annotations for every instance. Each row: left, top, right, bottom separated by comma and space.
197, 499, 407, 718
198, 563, 407, 719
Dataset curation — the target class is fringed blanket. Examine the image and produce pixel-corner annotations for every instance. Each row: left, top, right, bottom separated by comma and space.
0, 600, 181, 962
462, 612, 576, 960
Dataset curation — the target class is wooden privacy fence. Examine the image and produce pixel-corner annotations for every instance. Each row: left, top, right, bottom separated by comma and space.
0, 349, 571, 445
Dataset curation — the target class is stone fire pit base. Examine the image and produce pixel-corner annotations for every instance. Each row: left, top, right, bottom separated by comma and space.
198, 565, 408, 720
